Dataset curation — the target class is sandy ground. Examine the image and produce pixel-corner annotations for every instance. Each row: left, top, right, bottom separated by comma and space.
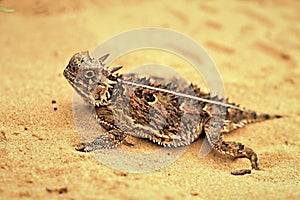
1, 0, 300, 199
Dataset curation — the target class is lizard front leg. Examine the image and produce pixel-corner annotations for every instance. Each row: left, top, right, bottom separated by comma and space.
75, 128, 129, 152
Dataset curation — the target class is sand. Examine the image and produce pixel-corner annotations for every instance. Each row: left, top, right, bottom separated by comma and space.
0, 0, 299, 199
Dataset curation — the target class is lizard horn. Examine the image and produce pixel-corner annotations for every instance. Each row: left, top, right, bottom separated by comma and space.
98, 53, 110, 64
110, 66, 122, 73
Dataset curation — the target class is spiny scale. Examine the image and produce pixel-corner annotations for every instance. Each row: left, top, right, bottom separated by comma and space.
63, 51, 282, 175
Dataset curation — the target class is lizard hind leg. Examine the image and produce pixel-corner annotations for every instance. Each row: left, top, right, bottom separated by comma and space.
213, 140, 259, 175
204, 117, 259, 175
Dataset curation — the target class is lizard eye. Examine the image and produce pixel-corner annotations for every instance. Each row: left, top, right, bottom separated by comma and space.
84, 70, 95, 78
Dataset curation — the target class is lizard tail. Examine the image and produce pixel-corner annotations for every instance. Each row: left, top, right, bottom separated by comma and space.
222, 109, 283, 133
242, 111, 283, 124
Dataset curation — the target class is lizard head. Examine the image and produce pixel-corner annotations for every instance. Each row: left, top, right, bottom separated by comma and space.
63, 51, 122, 106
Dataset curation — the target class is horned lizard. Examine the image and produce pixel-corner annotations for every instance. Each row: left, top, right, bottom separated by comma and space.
63, 51, 281, 175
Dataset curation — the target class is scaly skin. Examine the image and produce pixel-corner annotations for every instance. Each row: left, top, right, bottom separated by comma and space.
63, 51, 281, 175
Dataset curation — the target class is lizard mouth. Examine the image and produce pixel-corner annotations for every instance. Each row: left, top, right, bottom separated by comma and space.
63, 68, 76, 84
63, 67, 93, 104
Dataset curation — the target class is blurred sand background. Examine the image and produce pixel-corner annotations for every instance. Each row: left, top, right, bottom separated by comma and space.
0, 0, 300, 199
